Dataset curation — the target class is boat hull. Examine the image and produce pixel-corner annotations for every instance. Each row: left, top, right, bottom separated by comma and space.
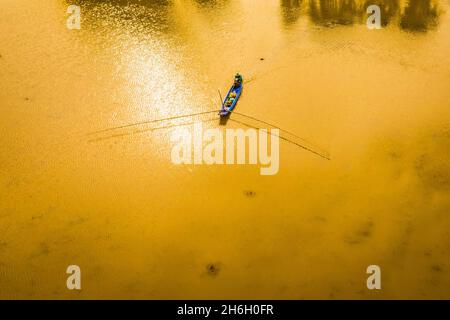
219, 83, 243, 117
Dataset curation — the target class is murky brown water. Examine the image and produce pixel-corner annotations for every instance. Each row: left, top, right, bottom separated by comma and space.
1, 0, 449, 299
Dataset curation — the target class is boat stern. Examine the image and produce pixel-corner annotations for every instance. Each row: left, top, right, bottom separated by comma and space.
219, 110, 230, 117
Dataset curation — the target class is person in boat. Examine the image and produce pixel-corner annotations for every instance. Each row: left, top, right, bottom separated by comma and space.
234, 73, 243, 86
225, 97, 235, 108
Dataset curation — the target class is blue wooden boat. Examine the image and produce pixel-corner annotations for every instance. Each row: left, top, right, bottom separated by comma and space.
219, 76, 243, 117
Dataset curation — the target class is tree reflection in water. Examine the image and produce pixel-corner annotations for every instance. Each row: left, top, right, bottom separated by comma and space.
280, 0, 440, 31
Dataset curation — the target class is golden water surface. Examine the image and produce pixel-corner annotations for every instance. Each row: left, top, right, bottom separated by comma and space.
1, 0, 449, 299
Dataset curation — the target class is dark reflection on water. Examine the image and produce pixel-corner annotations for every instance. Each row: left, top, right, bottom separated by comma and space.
281, 0, 440, 32
67, 0, 441, 34
401, 0, 439, 32
309, 0, 359, 26
281, 0, 302, 27
193, 0, 229, 10
65, 0, 174, 37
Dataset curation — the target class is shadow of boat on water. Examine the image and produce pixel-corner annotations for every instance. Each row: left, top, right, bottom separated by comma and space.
219, 114, 231, 126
